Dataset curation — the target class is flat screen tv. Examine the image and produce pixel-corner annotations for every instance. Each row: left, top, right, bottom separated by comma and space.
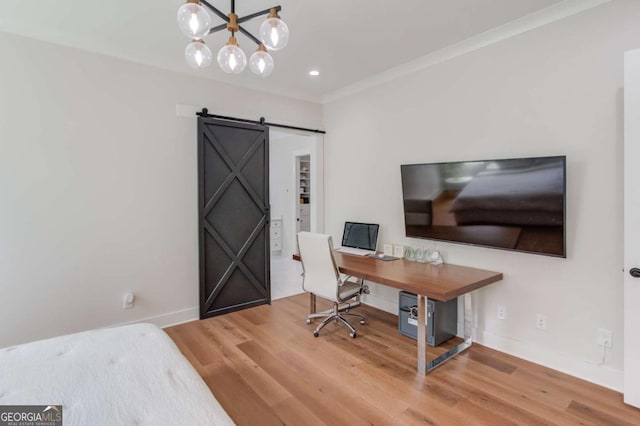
400, 156, 566, 257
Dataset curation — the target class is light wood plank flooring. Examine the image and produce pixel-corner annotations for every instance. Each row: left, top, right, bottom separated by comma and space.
166, 294, 640, 425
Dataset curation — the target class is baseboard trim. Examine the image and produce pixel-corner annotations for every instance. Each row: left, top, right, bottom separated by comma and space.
361, 300, 623, 392
115, 307, 199, 330
477, 329, 624, 392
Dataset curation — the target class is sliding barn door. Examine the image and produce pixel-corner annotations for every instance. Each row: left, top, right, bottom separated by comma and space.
198, 117, 270, 319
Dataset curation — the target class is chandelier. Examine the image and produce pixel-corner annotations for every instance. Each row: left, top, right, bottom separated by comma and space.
177, 0, 289, 77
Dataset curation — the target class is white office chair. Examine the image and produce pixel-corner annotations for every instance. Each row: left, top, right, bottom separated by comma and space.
297, 232, 369, 338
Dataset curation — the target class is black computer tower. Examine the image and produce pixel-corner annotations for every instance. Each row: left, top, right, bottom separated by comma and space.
398, 291, 457, 346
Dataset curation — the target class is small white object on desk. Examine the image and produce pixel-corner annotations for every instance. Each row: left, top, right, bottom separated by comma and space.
393, 244, 405, 258
429, 250, 444, 265
414, 247, 424, 262
383, 244, 394, 257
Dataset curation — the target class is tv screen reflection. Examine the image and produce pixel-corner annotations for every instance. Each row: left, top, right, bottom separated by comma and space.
400, 156, 566, 257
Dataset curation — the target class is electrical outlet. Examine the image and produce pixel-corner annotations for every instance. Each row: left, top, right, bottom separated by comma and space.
597, 328, 613, 348
497, 305, 506, 320
123, 292, 135, 310
536, 314, 547, 330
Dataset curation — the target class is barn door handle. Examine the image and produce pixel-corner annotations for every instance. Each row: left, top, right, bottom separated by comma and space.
630, 268, 640, 278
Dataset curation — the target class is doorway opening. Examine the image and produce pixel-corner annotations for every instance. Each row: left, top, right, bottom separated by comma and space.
269, 128, 324, 300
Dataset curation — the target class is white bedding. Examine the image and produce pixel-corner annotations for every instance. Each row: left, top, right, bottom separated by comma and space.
0, 323, 234, 426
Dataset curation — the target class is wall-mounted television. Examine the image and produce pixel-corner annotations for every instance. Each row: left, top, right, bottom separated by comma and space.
400, 156, 566, 257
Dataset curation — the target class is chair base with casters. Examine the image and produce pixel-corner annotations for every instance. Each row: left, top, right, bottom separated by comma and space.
306, 278, 370, 338
296, 232, 370, 339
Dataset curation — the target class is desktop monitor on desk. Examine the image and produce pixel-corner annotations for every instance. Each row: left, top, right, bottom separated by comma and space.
338, 222, 379, 255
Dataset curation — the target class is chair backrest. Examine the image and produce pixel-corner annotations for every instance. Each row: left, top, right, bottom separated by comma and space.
297, 232, 340, 301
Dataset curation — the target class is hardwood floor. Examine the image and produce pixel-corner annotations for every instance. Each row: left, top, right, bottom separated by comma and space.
166, 294, 640, 425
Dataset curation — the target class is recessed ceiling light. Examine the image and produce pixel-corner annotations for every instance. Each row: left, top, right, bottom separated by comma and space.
309, 70, 320, 76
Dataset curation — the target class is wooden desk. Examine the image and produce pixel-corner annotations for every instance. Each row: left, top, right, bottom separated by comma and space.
294, 252, 503, 375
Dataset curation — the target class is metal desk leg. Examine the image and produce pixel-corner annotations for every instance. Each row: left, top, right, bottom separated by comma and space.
463, 291, 473, 345
417, 294, 427, 375
425, 292, 474, 373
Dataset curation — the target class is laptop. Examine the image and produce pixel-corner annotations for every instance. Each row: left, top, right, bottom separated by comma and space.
337, 222, 380, 256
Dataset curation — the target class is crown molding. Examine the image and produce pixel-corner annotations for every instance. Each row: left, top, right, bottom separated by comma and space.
322, 0, 611, 104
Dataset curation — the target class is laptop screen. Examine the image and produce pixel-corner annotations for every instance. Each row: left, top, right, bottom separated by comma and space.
341, 222, 379, 251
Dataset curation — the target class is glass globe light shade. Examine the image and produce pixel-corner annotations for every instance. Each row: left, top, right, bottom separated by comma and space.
259, 17, 289, 51
177, 2, 211, 39
249, 49, 274, 77
217, 39, 247, 74
185, 40, 212, 69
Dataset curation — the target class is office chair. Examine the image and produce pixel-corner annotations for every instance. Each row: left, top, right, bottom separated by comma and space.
296, 232, 369, 338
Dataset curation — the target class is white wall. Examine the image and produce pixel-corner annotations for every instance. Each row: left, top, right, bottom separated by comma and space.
0, 31, 322, 347
323, 0, 639, 390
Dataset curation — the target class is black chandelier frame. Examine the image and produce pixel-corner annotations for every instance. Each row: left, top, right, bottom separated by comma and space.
199, 0, 282, 47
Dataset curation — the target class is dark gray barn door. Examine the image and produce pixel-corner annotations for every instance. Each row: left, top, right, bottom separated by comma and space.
198, 117, 270, 319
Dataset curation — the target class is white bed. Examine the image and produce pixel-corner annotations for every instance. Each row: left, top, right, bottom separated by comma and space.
0, 323, 234, 426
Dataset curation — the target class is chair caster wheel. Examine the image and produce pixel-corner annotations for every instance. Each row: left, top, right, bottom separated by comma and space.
350, 332, 356, 338
359, 320, 366, 325
313, 332, 319, 337
306, 319, 312, 324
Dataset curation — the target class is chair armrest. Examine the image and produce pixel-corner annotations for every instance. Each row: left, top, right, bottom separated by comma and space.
339, 275, 364, 286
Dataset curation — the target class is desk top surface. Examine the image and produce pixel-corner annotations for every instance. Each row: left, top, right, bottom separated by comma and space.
295, 252, 503, 301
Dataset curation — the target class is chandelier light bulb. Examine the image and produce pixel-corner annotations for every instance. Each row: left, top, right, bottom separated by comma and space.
259, 9, 289, 51
249, 46, 274, 77
185, 40, 213, 69
177, 1, 212, 39
217, 36, 247, 73
178, 3, 290, 76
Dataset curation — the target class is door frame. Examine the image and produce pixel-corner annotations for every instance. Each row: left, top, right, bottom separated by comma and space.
290, 134, 324, 245
293, 151, 311, 235
624, 48, 640, 409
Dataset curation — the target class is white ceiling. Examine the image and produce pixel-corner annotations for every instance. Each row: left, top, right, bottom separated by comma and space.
0, 0, 566, 103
